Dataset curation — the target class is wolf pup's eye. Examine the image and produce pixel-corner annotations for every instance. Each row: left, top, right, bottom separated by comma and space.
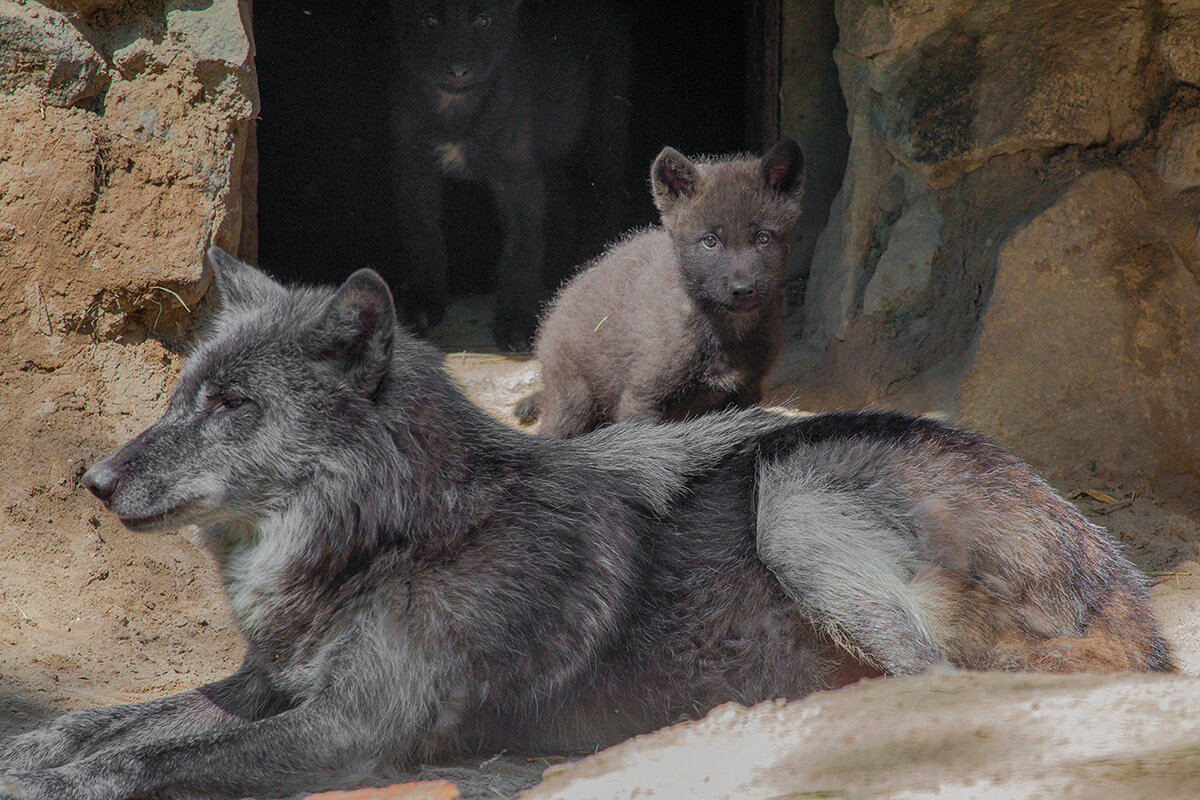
474, 13, 492, 27
755, 230, 773, 245
422, 13, 440, 29
701, 234, 719, 249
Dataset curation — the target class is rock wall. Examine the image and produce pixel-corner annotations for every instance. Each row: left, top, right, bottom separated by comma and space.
779, 0, 850, 286
0, 0, 256, 707
782, 0, 1200, 486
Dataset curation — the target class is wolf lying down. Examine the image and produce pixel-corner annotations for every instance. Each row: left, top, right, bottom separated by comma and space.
0, 250, 1169, 799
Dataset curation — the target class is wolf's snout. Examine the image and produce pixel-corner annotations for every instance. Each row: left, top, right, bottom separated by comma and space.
82, 463, 120, 503
729, 281, 756, 301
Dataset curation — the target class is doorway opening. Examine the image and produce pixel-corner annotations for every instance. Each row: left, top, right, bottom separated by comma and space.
251, 0, 847, 348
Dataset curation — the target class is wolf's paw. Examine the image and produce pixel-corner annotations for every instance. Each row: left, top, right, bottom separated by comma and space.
0, 729, 76, 773
513, 391, 541, 425
0, 769, 82, 800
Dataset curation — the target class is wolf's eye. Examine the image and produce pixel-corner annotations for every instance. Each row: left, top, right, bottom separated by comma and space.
701, 234, 719, 249
422, 13, 440, 29
474, 13, 492, 27
755, 230, 773, 245
210, 393, 250, 413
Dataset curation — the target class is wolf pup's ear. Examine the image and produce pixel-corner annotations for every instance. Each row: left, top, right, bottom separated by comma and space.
313, 269, 396, 396
651, 146, 701, 217
206, 247, 284, 310
761, 138, 804, 199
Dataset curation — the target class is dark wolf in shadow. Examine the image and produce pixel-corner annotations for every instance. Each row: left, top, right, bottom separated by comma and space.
516, 138, 803, 437
0, 251, 1169, 799
388, 0, 630, 349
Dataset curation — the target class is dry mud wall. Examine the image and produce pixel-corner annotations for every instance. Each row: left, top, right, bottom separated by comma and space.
0, 0, 255, 718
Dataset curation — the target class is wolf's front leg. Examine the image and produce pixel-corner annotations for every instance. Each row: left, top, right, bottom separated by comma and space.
0, 627, 449, 800
0, 695, 214, 777
0, 654, 282, 774
390, 139, 449, 331
491, 167, 548, 350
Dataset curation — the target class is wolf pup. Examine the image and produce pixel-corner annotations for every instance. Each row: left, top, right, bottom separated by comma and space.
0, 251, 1168, 800
515, 138, 803, 438
389, 0, 630, 348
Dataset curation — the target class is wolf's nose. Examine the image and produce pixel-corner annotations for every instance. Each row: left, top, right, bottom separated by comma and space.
82, 464, 119, 503
730, 282, 756, 301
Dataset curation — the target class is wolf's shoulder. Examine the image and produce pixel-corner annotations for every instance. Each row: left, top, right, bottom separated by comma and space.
563, 227, 674, 291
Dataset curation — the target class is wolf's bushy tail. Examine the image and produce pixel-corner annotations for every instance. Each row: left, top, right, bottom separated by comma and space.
754, 413, 1174, 676
1018, 588, 1174, 672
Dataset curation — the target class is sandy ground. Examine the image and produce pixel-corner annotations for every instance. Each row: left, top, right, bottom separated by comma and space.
0, 295, 1197, 799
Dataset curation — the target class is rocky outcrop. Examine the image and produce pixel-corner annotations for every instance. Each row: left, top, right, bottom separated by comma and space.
521, 670, 1200, 800
957, 167, 1200, 482
783, 0, 1200, 485
1, 0, 257, 353
0, 3, 107, 106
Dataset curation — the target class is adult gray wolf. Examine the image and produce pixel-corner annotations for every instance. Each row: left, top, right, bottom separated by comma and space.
515, 138, 803, 437
388, 0, 630, 349
0, 250, 1169, 799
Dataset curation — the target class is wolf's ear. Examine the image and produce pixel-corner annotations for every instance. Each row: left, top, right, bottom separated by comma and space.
313, 269, 396, 396
761, 138, 804, 199
651, 146, 701, 217
206, 247, 284, 310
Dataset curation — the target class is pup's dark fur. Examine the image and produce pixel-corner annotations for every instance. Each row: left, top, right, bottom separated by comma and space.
388, 0, 630, 348
0, 252, 1169, 799
516, 139, 803, 437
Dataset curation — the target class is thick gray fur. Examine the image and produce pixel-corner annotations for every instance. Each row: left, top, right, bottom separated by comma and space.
516, 138, 804, 437
0, 251, 1169, 799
